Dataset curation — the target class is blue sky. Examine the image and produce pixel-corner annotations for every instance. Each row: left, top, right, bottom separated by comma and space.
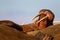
0, 0, 60, 24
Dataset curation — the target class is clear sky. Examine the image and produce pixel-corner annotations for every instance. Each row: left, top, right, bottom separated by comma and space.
0, 0, 60, 24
